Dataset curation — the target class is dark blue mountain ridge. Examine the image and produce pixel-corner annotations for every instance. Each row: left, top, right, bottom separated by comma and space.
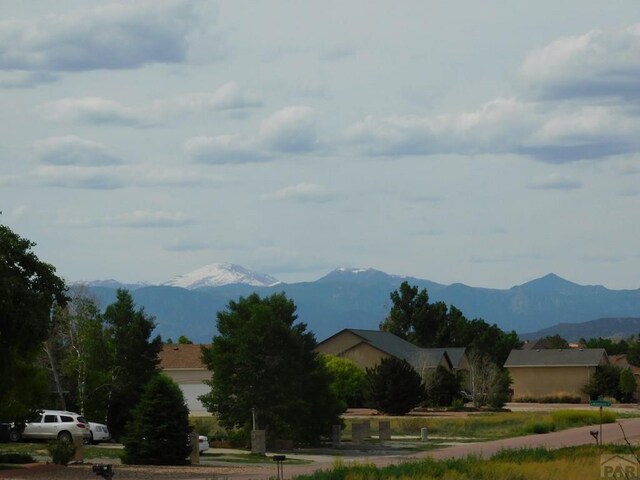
83, 269, 640, 344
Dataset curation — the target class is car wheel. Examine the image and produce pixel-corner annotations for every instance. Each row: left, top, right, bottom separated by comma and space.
9, 429, 21, 442
58, 431, 72, 443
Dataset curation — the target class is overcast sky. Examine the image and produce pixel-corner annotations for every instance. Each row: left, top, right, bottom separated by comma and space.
2, 1, 640, 289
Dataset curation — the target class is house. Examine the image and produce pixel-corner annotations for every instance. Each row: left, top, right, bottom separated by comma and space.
315, 328, 468, 378
504, 348, 608, 402
158, 344, 211, 415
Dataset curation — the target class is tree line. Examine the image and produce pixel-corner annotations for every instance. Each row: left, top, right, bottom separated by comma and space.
2, 222, 525, 460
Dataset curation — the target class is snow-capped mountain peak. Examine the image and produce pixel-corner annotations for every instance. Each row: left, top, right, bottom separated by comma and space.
164, 263, 280, 289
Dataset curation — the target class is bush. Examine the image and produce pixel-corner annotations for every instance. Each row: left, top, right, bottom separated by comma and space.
524, 421, 555, 434
47, 440, 76, 465
424, 366, 462, 407
365, 357, 424, 415
122, 374, 191, 465
0, 453, 35, 464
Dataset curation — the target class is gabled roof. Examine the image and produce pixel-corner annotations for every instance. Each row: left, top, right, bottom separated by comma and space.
342, 329, 420, 360
159, 344, 208, 370
504, 348, 607, 367
324, 329, 452, 370
444, 348, 467, 369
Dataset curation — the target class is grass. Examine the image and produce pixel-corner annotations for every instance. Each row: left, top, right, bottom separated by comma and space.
293, 445, 640, 480
343, 409, 620, 442
0, 442, 124, 462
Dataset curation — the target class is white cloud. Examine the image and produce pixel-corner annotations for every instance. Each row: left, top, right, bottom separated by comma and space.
527, 174, 582, 190
106, 210, 194, 228
519, 24, 640, 102
36, 83, 261, 126
153, 82, 262, 115
31, 162, 232, 190
33, 165, 125, 190
185, 135, 269, 164
259, 106, 319, 153
64, 210, 194, 228
35, 136, 122, 166
263, 183, 334, 203
521, 106, 640, 162
346, 97, 535, 156
37, 97, 144, 125
0, 1, 203, 72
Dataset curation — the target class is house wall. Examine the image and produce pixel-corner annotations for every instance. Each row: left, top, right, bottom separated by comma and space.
163, 368, 211, 415
340, 343, 391, 370
508, 365, 597, 402
315, 331, 364, 356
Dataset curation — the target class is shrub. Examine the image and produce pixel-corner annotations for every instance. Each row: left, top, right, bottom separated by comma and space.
524, 421, 555, 434
47, 440, 76, 465
122, 374, 191, 465
365, 357, 425, 415
424, 366, 462, 407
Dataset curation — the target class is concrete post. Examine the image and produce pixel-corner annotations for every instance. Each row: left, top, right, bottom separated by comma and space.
378, 421, 391, 441
362, 420, 371, 439
189, 432, 200, 465
72, 434, 84, 463
352, 423, 365, 445
251, 430, 266, 455
332, 425, 342, 448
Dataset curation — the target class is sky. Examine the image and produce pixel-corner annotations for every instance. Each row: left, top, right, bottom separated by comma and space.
1, 1, 640, 290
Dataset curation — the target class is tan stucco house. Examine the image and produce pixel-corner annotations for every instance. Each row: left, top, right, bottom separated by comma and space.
504, 348, 608, 402
315, 328, 468, 378
158, 343, 211, 415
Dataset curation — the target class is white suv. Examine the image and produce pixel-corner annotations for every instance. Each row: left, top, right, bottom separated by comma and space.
9, 410, 90, 443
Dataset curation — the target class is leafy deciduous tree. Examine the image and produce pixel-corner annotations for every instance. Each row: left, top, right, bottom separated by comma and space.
321, 355, 367, 408
467, 350, 511, 408
200, 293, 344, 445
537, 334, 570, 349
0, 223, 68, 420
381, 281, 521, 366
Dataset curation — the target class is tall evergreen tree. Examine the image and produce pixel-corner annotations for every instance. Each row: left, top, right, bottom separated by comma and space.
103, 289, 162, 440
200, 292, 344, 446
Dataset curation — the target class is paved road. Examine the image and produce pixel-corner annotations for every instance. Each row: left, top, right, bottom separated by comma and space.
229, 417, 640, 479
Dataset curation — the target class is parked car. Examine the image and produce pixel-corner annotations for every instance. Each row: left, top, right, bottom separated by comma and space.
86, 422, 111, 445
198, 435, 209, 454
9, 410, 90, 443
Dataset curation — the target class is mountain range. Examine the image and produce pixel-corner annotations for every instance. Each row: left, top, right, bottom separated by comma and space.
80, 264, 640, 344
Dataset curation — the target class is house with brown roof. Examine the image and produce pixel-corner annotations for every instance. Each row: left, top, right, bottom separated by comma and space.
315, 329, 468, 379
504, 348, 609, 402
158, 343, 211, 415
